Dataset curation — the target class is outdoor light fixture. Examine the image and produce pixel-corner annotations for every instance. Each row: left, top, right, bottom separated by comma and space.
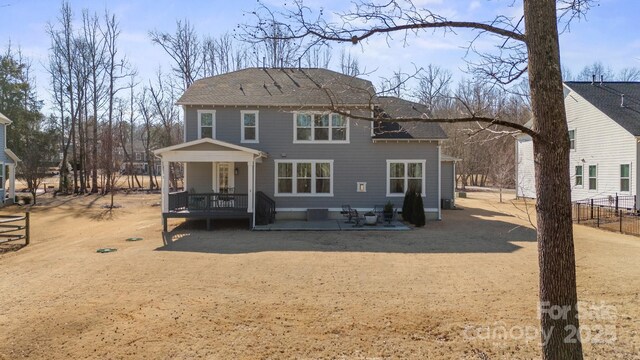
234, 167, 239, 175
357, 182, 367, 192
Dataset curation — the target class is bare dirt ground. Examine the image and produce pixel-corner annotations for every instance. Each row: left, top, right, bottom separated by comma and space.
0, 192, 638, 359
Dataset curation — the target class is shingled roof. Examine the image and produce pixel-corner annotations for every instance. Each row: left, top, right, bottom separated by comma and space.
177, 67, 375, 107
565, 81, 640, 135
373, 96, 448, 140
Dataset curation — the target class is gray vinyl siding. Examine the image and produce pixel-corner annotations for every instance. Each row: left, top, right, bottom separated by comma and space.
184, 106, 440, 210
441, 161, 454, 201
185, 162, 213, 193
185, 161, 248, 194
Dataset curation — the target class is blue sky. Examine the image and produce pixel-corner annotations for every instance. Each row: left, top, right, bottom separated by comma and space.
1, 0, 639, 111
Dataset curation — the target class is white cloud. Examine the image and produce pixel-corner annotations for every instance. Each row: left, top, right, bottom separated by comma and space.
468, 1, 482, 12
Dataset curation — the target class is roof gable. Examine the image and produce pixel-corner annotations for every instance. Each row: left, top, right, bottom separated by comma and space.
0, 112, 12, 124
564, 82, 640, 135
154, 138, 266, 156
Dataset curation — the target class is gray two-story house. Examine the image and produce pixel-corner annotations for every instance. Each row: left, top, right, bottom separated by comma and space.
155, 68, 454, 229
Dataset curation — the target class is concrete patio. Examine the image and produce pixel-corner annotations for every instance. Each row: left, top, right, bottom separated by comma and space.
253, 219, 410, 231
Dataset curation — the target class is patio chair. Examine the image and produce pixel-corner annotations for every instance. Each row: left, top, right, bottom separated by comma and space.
216, 187, 236, 207
341, 204, 357, 223
352, 209, 368, 227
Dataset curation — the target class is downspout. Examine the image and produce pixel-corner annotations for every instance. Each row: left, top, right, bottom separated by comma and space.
252, 154, 258, 229
437, 141, 442, 220
452, 161, 456, 207
629, 136, 640, 210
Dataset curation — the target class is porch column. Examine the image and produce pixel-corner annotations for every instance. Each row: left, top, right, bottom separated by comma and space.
9, 164, 15, 203
161, 159, 170, 213
247, 159, 254, 213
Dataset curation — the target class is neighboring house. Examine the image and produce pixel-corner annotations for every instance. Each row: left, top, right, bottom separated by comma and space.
119, 140, 161, 176
516, 81, 640, 204
0, 112, 20, 206
155, 67, 456, 229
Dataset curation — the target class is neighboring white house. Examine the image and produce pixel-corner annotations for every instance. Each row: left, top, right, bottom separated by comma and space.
516, 81, 640, 205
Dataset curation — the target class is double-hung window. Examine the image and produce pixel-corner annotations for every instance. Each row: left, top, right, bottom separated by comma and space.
387, 160, 426, 196
275, 160, 333, 196
0, 163, 4, 190
621, 164, 631, 192
575, 165, 583, 186
294, 112, 348, 143
568, 129, 576, 150
588, 165, 597, 190
241, 110, 259, 143
198, 110, 215, 139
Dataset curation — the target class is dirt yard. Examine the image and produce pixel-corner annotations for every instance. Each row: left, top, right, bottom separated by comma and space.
0, 192, 638, 359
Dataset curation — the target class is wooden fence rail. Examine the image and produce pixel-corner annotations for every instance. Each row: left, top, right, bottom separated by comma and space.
0, 212, 30, 246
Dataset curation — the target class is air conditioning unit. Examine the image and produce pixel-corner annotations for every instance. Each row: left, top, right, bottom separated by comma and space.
441, 199, 454, 210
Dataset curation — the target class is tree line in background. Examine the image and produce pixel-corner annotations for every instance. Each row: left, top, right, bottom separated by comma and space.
1, 1, 639, 204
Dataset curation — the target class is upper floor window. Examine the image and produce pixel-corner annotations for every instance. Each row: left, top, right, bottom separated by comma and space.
387, 160, 425, 196
568, 129, 576, 150
241, 110, 259, 143
294, 112, 348, 143
575, 165, 583, 186
198, 110, 215, 139
588, 165, 597, 190
621, 164, 631, 192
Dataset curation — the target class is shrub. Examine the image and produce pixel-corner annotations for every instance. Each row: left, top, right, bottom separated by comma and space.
402, 188, 415, 223
412, 192, 426, 227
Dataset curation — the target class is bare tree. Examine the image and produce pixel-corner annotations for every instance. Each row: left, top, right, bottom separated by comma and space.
148, 70, 182, 189
414, 64, 452, 117
339, 48, 361, 76
100, 10, 134, 204
618, 67, 640, 81
47, 1, 78, 194
576, 61, 615, 81
150, 19, 203, 90
138, 86, 159, 190
81, 10, 107, 194
244, 0, 596, 357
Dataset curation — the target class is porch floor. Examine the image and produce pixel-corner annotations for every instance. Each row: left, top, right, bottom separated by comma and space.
253, 219, 409, 231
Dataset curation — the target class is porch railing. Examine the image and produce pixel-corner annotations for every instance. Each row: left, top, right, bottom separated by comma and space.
168, 191, 248, 212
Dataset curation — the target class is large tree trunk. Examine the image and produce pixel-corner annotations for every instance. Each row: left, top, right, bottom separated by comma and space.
524, 1, 583, 358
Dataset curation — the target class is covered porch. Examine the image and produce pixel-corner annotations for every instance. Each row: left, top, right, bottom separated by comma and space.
154, 138, 269, 231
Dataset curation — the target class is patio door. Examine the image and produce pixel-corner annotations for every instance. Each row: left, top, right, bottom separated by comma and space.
214, 162, 235, 193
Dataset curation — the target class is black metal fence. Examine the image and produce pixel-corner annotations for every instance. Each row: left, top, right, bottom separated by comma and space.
572, 195, 640, 236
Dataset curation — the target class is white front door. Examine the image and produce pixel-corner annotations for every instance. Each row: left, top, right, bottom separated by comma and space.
214, 162, 235, 192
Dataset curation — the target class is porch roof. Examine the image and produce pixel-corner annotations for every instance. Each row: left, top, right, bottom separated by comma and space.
154, 138, 267, 163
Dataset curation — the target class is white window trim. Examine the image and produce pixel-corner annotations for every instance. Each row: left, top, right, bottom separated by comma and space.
386, 160, 426, 197
620, 163, 631, 193
292, 112, 350, 144
574, 164, 584, 188
569, 128, 576, 151
197, 109, 216, 139
274, 160, 334, 197
241, 110, 259, 143
588, 164, 597, 191
212, 162, 235, 192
